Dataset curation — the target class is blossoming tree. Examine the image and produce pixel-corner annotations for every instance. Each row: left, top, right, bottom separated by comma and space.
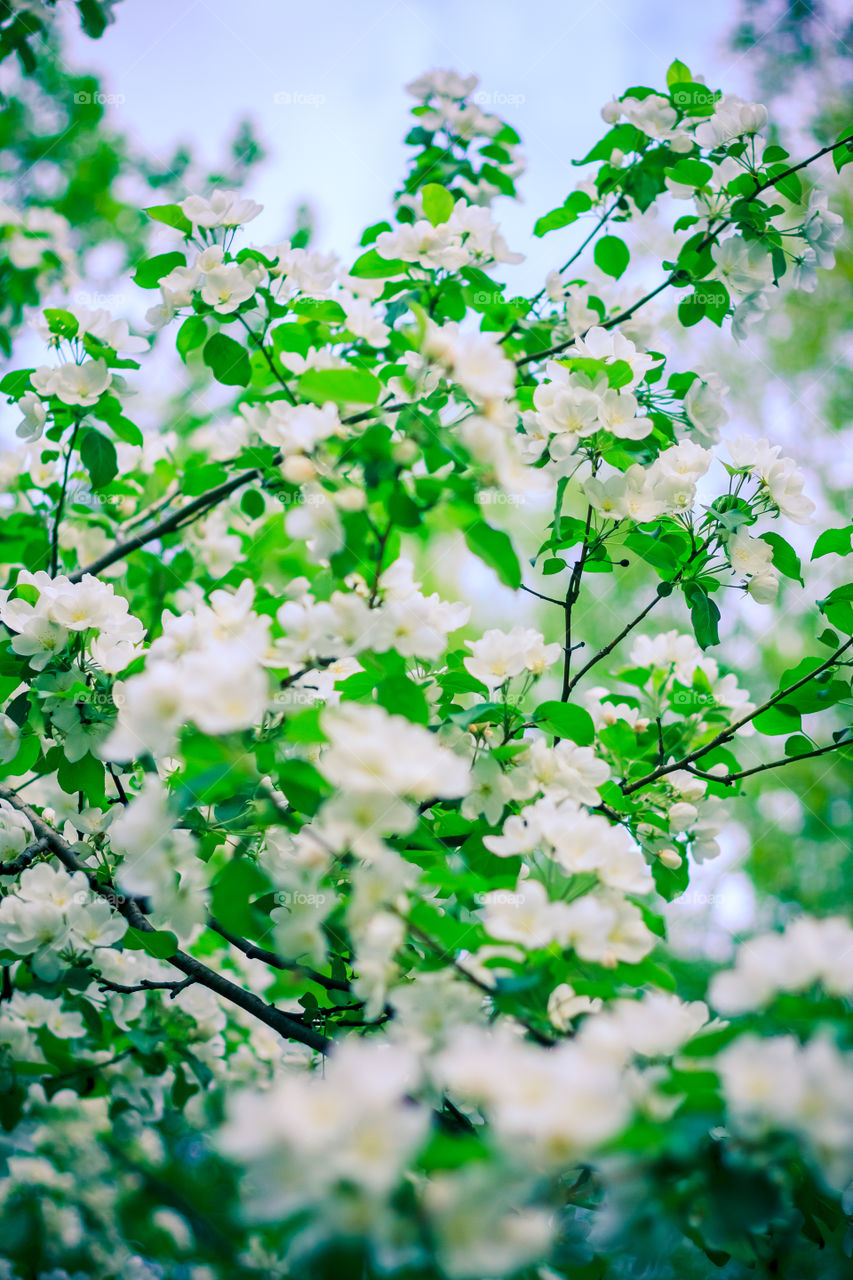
1, 49, 853, 1280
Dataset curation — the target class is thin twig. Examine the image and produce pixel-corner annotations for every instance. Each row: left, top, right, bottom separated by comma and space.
0, 785, 329, 1054
207, 916, 351, 993
686, 738, 853, 785
622, 638, 853, 795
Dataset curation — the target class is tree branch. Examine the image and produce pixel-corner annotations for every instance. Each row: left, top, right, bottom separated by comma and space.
564, 580, 677, 698
516, 133, 853, 369
206, 916, 351, 992
560, 506, 594, 703
622, 638, 853, 795
51, 417, 82, 576
0, 785, 329, 1054
0, 836, 50, 876
686, 737, 853, 785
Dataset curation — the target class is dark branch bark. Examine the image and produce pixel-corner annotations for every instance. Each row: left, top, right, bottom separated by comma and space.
0, 785, 329, 1053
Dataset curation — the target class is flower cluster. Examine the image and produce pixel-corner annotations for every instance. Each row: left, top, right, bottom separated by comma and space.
0, 863, 125, 981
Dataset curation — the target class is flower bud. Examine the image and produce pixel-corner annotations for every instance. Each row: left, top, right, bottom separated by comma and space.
282, 454, 316, 484
658, 847, 683, 870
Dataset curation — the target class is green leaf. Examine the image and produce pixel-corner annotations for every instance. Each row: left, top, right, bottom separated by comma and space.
75, 0, 111, 38
211, 860, 269, 938
623, 530, 679, 577
350, 248, 408, 278
176, 315, 207, 362
0, 369, 35, 397
376, 675, 429, 725
43, 308, 79, 339
240, 488, 265, 519
593, 235, 630, 279
464, 520, 522, 589
534, 701, 595, 745
532, 191, 593, 238
677, 294, 705, 328
684, 582, 720, 648
124, 928, 179, 959
670, 81, 718, 115
203, 333, 251, 387
79, 427, 118, 490
812, 525, 853, 560
145, 203, 193, 236
297, 367, 381, 406
276, 760, 331, 816
421, 183, 455, 226
692, 279, 730, 326
133, 252, 186, 289
760, 531, 804, 585
832, 129, 853, 172
666, 59, 692, 87
668, 158, 713, 188
753, 704, 801, 736
652, 854, 689, 901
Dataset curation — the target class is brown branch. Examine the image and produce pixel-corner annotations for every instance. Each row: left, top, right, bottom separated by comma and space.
560, 506, 594, 704
207, 916, 351, 992
0, 785, 329, 1054
686, 737, 853, 785
516, 133, 853, 369
97, 975, 196, 998
564, 578, 680, 697
622, 638, 853, 795
0, 836, 50, 876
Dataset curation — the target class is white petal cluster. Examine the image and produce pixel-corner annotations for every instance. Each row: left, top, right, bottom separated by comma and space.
718, 1034, 853, 1191
464, 625, 561, 692
584, 439, 712, 521
319, 702, 471, 801
515, 736, 611, 807
103, 581, 270, 759
179, 189, 263, 230
694, 94, 768, 149
0, 570, 144, 673
727, 435, 816, 524
0, 798, 33, 857
31, 359, 111, 407
219, 1042, 428, 1214
424, 320, 516, 411
438, 1024, 633, 1163
376, 200, 522, 272
270, 559, 469, 669
108, 775, 203, 934
0, 863, 125, 981
484, 797, 652, 894
727, 529, 779, 603
481, 877, 654, 964
710, 915, 853, 1014
0, 202, 74, 275
522, 357, 654, 468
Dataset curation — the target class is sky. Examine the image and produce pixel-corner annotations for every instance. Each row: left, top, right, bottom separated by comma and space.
62, 0, 746, 286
